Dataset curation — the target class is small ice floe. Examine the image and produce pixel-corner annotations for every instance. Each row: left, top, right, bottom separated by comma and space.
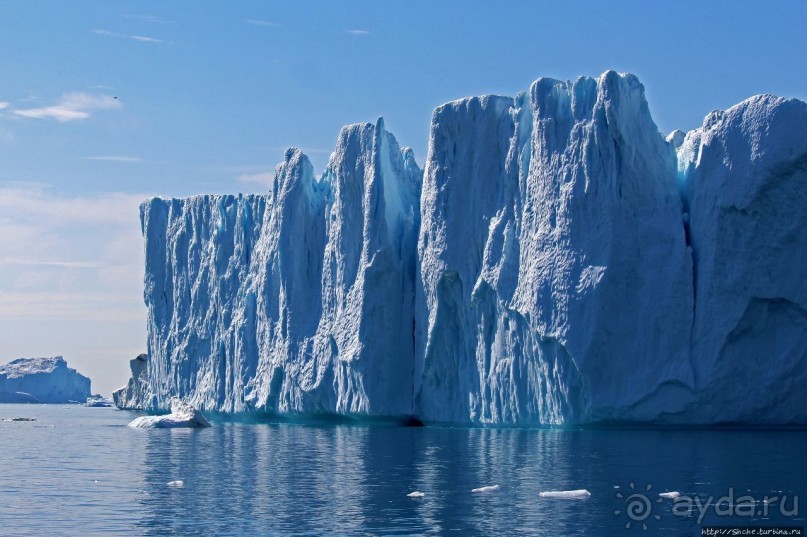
127, 398, 211, 428
471, 485, 500, 493
167, 480, 184, 488
659, 491, 681, 500
7, 417, 36, 422
84, 395, 113, 408
407, 491, 426, 498
539, 489, 592, 499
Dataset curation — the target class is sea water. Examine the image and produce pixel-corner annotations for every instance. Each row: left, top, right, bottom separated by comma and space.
0, 405, 804, 536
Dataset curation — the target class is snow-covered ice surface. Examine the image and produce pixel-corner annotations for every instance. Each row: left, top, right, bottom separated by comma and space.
127, 398, 211, 428
119, 71, 807, 426
0, 357, 91, 404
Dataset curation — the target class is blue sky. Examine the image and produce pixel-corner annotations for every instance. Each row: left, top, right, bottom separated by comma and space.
1, 1, 806, 395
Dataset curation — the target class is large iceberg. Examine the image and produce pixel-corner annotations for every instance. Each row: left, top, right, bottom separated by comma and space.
0, 357, 91, 404
117, 71, 807, 425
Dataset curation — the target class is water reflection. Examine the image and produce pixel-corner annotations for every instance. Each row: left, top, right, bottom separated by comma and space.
134, 424, 807, 535
4, 407, 803, 536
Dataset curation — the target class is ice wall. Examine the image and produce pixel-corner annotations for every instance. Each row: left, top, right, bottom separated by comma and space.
416, 73, 694, 424
120, 72, 807, 425
125, 120, 421, 416
678, 95, 807, 423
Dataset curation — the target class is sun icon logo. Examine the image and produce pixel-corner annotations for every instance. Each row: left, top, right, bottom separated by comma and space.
614, 482, 663, 531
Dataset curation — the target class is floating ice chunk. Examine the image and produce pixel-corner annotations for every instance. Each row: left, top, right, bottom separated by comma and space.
84, 395, 113, 407
539, 489, 591, 499
167, 480, 184, 488
127, 398, 211, 428
407, 491, 426, 498
471, 485, 500, 493
659, 491, 681, 499
6, 417, 36, 422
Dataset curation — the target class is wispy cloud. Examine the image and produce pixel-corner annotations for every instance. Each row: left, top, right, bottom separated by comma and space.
0, 184, 147, 321
82, 156, 142, 163
237, 171, 275, 187
92, 29, 170, 45
13, 92, 121, 122
123, 14, 170, 25
1, 258, 101, 269
0, 102, 10, 110
347, 29, 370, 35
245, 19, 280, 27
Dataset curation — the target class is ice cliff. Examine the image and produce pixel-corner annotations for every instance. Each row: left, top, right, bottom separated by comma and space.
122, 119, 420, 415
0, 357, 91, 403
117, 71, 807, 425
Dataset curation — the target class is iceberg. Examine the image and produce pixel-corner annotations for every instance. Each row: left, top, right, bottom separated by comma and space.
113, 354, 149, 409
0, 357, 91, 404
127, 398, 211, 428
117, 71, 807, 426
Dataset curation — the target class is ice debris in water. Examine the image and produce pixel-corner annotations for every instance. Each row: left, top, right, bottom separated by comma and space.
167, 480, 184, 488
127, 398, 211, 428
407, 491, 426, 498
471, 485, 500, 493
659, 491, 681, 499
539, 489, 592, 499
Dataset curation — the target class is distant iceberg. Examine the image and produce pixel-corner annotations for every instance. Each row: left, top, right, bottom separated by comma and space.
116, 71, 807, 426
0, 357, 91, 404
127, 398, 211, 428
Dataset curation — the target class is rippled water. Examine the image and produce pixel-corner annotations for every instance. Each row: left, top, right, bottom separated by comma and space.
0, 405, 804, 536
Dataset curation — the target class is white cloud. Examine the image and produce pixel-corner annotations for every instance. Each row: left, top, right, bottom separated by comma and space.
237, 171, 275, 187
0, 184, 147, 318
82, 156, 142, 163
347, 29, 370, 35
0, 102, 10, 110
1, 258, 101, 269
0, 185, 142, 226
0, 184, 150, 394
91, 29, 170, 45
13, 92, 121, 122
245, 19, 280, 27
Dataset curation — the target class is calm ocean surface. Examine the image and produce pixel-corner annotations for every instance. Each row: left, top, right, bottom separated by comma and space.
0, 405, 804, 536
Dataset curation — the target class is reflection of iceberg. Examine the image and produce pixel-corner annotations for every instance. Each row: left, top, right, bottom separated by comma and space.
128, 398, 211, 428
